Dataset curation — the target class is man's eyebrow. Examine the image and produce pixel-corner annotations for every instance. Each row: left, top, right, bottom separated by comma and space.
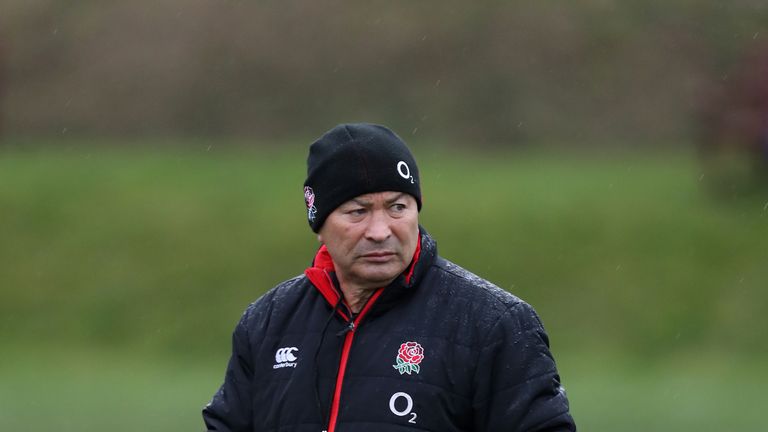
350, 197, 372, 206
385, 193, 406, 204
349, 193, 406, 206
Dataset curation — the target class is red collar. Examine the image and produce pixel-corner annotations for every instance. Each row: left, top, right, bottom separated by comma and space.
304, 236, 422, 309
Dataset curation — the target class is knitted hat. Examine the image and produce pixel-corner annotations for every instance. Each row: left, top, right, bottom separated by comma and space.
303, 123, 422, 232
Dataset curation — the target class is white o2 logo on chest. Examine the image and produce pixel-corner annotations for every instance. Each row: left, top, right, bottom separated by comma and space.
389, 391, 417, 424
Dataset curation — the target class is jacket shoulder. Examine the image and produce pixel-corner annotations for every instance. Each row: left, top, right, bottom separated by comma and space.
239, 274, 310, 330
429, 257, 544, 336
433, 257, 523, 308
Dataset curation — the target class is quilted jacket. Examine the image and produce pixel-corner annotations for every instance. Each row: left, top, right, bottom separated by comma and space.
203, 229, 575, 431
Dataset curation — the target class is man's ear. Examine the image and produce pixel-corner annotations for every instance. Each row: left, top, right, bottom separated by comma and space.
317, 233, 323, 243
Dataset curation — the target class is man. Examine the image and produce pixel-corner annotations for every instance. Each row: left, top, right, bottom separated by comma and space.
203, 123, 576, 431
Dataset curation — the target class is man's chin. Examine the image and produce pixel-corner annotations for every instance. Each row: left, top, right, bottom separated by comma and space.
354, 266, 404, 286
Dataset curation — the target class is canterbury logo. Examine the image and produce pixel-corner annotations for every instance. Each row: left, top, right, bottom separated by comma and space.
273, 347, 298, 369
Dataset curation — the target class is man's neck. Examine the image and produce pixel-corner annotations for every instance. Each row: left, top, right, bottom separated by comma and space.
341, 285, 376, 314
336, 276, 394, 313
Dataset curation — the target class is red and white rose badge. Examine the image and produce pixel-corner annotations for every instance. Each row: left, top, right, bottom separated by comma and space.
393, 341, 424, 375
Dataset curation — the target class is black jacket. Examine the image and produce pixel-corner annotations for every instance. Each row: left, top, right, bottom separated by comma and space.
203, 230, 575, 431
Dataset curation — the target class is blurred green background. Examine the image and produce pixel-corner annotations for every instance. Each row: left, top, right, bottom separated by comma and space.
2, 2, 767, 431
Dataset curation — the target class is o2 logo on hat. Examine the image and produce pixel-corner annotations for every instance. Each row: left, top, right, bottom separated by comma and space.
397, 161, 415, 184
304, 186, 317, 222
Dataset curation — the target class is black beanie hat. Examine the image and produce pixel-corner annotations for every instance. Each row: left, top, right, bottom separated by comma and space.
303, 123, 422, 232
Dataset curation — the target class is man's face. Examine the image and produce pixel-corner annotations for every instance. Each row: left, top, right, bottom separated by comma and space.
318, 191, 419, 290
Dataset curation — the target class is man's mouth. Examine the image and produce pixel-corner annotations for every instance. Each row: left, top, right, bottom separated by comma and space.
361, 251, 396, 262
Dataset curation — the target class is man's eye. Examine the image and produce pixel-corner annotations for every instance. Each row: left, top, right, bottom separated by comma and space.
348, 208, 367, 216
391, 203, 407, 212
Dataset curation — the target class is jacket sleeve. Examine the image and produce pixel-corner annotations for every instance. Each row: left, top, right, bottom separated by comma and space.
202, 312, 255, 432
472, 301, 576, 431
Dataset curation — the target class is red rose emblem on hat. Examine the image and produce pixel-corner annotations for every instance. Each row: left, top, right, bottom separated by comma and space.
303, 186, 317, 222
393, 341, 424, 375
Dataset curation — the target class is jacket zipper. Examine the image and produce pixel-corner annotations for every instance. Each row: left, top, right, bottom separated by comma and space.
325, 288, 384, 432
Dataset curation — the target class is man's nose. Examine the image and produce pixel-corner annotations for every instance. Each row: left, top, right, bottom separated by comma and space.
364, 210, 392, 242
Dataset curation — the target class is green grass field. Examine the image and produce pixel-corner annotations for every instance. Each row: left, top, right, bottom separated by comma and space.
1, 143, 767, 430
